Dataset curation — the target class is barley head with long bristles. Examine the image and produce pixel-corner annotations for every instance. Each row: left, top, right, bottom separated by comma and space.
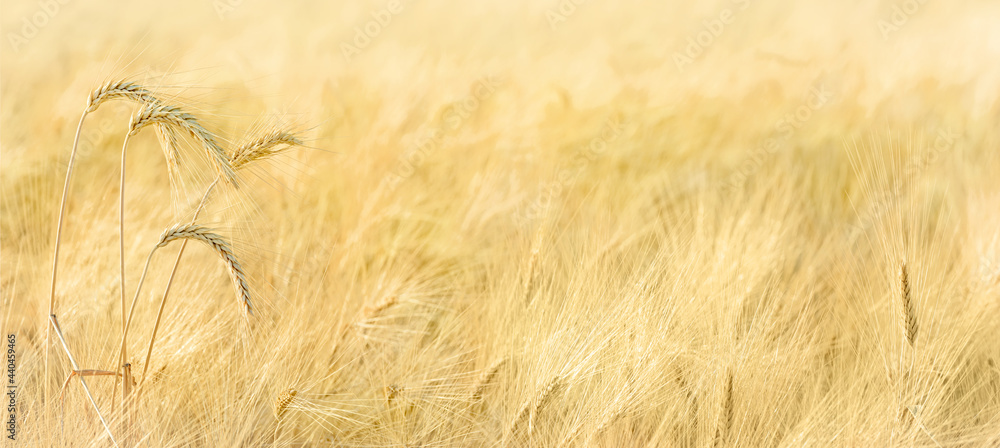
230, 130, 304, 170
130, 104, 237, 185
273, 388, 297, 419
86, 79, 161, 112
899, 260, 918, 346
156, 224, 253, 316
470, 357, 507, 403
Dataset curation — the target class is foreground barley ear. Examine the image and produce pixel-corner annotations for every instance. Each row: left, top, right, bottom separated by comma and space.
230, 129, 304, 170
87, 79, 161, 112
899, 260, 918, 346
89, 81, 178, 176
156, 224, 253, 316
274, 388, 298, 419
130, 103, 237, 186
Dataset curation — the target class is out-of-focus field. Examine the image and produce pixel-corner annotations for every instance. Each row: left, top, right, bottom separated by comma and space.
2, 1, 1000, 446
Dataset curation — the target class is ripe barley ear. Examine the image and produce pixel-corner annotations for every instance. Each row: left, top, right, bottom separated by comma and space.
274, 388, 298, 419
156, 224, 253, 316
470, 357, 508, 404
130, 104, 237, 185
899, 260, 918, 346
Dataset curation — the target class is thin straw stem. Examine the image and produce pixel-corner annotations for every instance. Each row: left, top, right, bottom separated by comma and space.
46, 110, 89, 422
112, 132, 132, 412
139, 177, 219, 386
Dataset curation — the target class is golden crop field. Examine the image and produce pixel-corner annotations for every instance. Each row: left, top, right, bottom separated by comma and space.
2, 0, 999, 446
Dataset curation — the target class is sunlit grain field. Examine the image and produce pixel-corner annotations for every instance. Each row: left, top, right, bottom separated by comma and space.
2, 1, 1000, 446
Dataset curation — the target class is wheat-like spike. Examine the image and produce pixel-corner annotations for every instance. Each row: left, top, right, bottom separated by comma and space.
363, 295, 399, 320
509, 375, 564, 436
86, 79, 161, 112
470, 357, 507, 403
273, 388, 297, 419
523, 225, 545, 305
231, 130, 304, 170
156, 224, 252, 316
130, 104, 237, 185
715, 369, 735, 447
532, 376, 565, 426
899, 260, 918, 346
523, 248, 539, 303
84, 80, 181, 183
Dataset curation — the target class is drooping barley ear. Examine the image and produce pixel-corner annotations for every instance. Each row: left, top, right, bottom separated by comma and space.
156, 224, 253, 317
470, 357, 508, 403
898, 260, 918, 346
523, 225, 545, 305
86, 79, 161, 112
230, 129, 304, 170
130, 104, 237, 185
86, 80, 180, 185
273, 388, 298, 419
363, 295, 399, 319
509, 375, 564, 437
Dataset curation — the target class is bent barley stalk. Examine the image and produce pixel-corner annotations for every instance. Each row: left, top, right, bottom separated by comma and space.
116, 224, 252, 399
46, 79, 165, 420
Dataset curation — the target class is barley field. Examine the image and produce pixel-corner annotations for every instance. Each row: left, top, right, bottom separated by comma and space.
2, 1, 1000, 447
